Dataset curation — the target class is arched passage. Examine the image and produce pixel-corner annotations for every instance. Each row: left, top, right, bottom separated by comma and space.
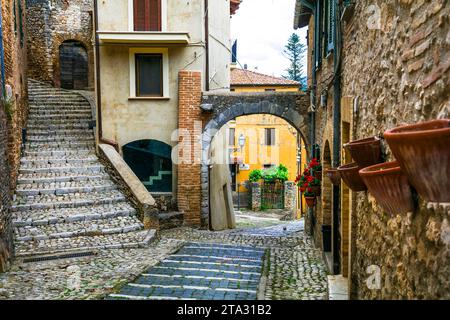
199, 92, 310, 228
321, 140, 333, 253
59, 40, 88, 89
123, 139, 173, 193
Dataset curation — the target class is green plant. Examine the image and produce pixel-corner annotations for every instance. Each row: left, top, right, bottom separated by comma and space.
262, 164, 290, 183
249, 169, 263, 182
1, 97, 13, 120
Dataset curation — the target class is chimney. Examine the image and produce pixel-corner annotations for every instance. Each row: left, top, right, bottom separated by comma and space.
244, 64, 248, 70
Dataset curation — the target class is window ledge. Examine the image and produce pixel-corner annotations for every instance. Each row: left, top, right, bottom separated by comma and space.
129, 97, 170, 101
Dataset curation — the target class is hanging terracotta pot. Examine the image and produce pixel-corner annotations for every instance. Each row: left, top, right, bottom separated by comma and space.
304, 196, 317, 208
314, 170, 323, 180
359, 161, 415, 215
344, 136, 382, 168
337, 162, 367, 192
326, 168, 341, 186
384, 119, 450, 202
310, 185, 321, 197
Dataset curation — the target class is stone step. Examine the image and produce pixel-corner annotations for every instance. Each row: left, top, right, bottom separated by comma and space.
27, 123, 91, 130
28, 119, 92, 126
29, 106, 92, 112
14, 229, 156, 258
14, 216, 144, 242
19, 163, 104, 175
13, 202, 137, 227
27, 129, 93, 136
20, 153, 97, 165
25, 141, 95, 150
11, 189, 127, 212
29, 100, 90, 105
159, 212, 184, 230
26, 134, 94, 143
15, 179, 116, 196
18, 171, 109, 184
24, 148, 92, 157
28, 114, 92, 121
29, 110, 92, 116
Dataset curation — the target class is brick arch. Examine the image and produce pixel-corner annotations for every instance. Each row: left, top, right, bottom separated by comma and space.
199, 92, 310, 227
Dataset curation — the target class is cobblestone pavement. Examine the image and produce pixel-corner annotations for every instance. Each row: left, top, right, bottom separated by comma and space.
0, 219, 328, 300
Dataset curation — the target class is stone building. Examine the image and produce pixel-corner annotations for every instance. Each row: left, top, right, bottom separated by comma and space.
294, 0, 449, 299
0, 0, 29, 272
26, 0, 94, 89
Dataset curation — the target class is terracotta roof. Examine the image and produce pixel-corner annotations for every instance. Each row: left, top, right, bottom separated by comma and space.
231, 68, 300, 86
230, 0, 242, 15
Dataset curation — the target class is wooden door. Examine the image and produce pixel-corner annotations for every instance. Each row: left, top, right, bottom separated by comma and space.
59, 41, 88, 90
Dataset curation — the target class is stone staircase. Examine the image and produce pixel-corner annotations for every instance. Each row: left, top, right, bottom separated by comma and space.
11, 80, 154, 258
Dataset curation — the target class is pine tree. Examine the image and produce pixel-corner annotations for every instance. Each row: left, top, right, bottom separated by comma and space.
283, 33, 306, 89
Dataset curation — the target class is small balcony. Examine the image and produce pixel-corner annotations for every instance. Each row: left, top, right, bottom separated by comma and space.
97, 31, 190, 46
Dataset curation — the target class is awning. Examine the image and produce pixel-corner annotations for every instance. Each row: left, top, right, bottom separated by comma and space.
97, 31, 190, 46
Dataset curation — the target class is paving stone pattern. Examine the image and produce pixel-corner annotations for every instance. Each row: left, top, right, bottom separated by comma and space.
109, 242, 265, 300
11, 80, 152, 257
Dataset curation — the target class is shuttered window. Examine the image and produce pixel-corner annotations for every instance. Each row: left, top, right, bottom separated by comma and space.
314, 0, 322, 68
134, 0, 162, 31
265, 128, 276, 146
135, 54, 163, 97
327, 0, 336, 53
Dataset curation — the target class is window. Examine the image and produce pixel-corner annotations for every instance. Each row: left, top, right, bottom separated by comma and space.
265, 128, 275, 146
326, 0, 335, 53
229, 128, 235, 146
135, 54, 163, 97
134, 0, 162, 31
263, 164, 275, 169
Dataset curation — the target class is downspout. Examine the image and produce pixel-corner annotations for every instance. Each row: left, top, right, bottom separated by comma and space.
332, 0, 342, 275
93, 0, 119, 152
204, 0, 210, 91
0, 4, 6, 96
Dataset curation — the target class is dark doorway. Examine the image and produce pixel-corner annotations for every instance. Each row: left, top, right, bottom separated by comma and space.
123, 139, 173, 193
59, 41, 89, 90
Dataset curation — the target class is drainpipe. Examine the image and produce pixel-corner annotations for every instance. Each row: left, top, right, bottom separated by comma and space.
332, 0, 342, 275
204, 0, 210, 91
93, 0, 119, 152
0, 5, 6, 96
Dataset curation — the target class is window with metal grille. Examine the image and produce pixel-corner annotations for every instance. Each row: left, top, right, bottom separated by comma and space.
134, 0, 162, 31
229, 128, 235, 146
265, 128, 275, 146
135, 54, 163, 97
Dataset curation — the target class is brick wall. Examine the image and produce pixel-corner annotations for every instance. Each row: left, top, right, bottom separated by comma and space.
26, 0, 94, 89
177, 71, 203, 227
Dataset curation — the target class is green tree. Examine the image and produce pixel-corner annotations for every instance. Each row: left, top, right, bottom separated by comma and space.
283, 33, 306, 89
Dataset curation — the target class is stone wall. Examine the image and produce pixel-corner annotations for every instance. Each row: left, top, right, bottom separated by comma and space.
341, 0, 450, 299
26, 0, 94, 88
0, 0, 29, 272
307, 0, 450, 299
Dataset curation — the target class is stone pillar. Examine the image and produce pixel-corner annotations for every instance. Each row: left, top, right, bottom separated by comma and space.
251, 182, 262, 211
177, 71, 203, 227
284, 181, 297, 217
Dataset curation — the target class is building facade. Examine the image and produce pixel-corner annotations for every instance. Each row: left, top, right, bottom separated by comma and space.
295, 0, 450, 299
26, 0, 94, 90
0, 0, 29, 272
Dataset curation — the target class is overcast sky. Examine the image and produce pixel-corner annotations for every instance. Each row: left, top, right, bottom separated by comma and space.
230, 0, 308, 78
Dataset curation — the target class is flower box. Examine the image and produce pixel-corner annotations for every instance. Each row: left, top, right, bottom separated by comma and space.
359, 161, 415, 215
326, 168, 341, 186
304, 196, 317, 208
337, 162, 367, 192
384, 119, 450, 202
344, 136, 382, 168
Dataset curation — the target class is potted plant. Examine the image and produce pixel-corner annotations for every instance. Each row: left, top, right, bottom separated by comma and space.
304, 188, 317, 208
384, 119, 450, 202
359, 161, 415, 215
326, 168, 341, 186
344, 136, 382, 168
309, 158, 323, 180
309, 177, 322, 197
337, 162, 367, 192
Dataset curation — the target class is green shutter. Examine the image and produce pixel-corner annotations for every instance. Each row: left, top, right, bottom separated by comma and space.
314, 1, 322, 68
327, 0, 335, 53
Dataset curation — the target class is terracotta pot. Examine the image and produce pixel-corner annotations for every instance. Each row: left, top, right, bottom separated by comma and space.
337, 162, 367, 192
314, 171, 322, 180
344, 136, 382, 168
304, 196, 316, 208
384, 119, 450, 202
310, 185, 321, 197
359, 161, 415, 215
326, 168, 341, 186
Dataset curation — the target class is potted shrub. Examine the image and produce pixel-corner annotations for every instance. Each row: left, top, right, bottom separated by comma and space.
326, 168, 341, 186
337, 162, 367, 192
384, 119, 450, 202
304, 188, 317, 208
344, 136, 382, 168
359, 161, 415, 215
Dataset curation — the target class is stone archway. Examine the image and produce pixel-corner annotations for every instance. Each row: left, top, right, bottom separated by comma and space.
200, 92, 310, 228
